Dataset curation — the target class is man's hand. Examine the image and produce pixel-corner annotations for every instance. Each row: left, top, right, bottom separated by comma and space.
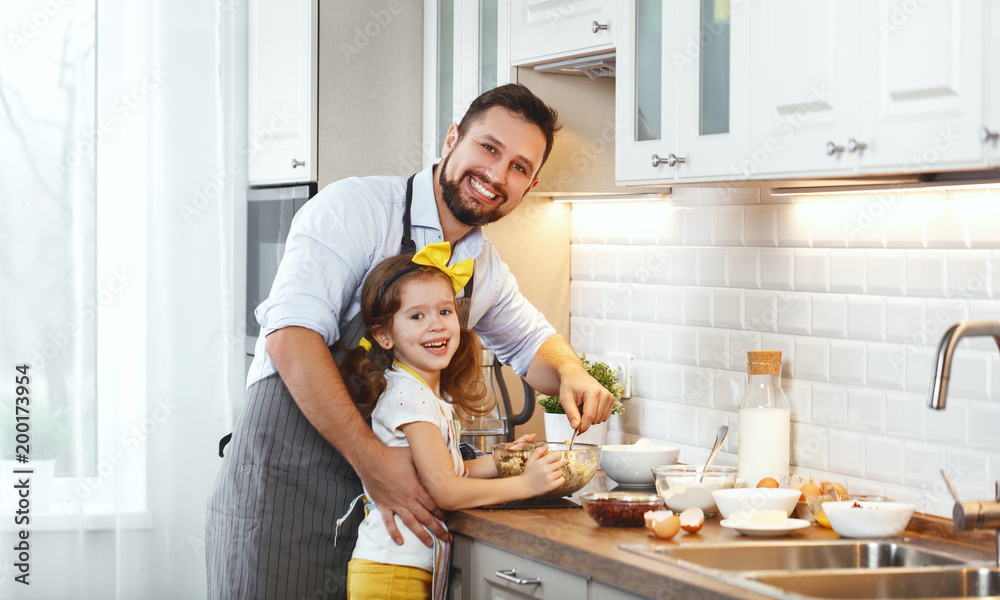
524, 334, 617, 433
358, 445, 448, 547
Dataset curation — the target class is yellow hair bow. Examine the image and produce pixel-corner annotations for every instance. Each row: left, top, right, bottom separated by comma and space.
358, 337, 372, 352
412, 241, 474, 293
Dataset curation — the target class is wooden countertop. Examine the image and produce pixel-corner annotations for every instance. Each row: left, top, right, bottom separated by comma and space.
446, 475, 998, 599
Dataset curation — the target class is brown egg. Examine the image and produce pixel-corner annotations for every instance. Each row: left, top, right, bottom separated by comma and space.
651, 514, 681, 540
756, 477, 780, 488
679, 507, 705, 533
798, 482, 823, 501
644, 509, 673, 530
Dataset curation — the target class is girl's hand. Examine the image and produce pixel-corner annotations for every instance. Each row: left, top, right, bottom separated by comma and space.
521, 444, 564, 496
511, 432, 537, 446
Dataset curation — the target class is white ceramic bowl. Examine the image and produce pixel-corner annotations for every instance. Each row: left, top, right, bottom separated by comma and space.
711, 488, 801, 519
822, 501, 915, 538
599, 443, 680, 486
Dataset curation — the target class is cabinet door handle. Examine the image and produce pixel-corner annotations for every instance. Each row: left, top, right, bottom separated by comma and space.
592, 20, 608, 33
652, 153, 686, 168
291, 158, 305, 168
826, 141, 845, 156
847, 138, 867, 153
981, 127, 999, 144
495, 568, 541, 585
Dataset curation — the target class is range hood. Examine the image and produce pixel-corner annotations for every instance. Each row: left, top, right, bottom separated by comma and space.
533, 52, 616, 80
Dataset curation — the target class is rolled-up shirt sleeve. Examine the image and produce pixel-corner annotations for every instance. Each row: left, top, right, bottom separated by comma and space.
471, 243, 556, 377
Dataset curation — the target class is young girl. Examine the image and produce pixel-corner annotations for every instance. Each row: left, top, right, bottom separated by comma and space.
339, 243, 564, 600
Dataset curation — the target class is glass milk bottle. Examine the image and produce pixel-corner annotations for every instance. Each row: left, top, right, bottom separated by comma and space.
737, 350, 790, 488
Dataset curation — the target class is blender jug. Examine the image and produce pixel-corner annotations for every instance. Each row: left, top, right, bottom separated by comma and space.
458, 349, 535, 454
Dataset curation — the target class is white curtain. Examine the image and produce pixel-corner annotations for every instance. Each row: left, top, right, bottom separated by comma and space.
0, 1, 244, 597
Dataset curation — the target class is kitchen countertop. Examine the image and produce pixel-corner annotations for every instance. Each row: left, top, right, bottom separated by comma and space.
446, 475, 998, 599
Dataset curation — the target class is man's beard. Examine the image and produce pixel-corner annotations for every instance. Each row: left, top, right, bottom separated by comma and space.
438, 153, 510, 227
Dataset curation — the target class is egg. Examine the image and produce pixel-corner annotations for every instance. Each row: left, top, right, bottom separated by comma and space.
679, 507, 704, 533
756, 477, 780, 489
651, 514, 681, 540
798, 482, 823, 501
644, 509, 673, 530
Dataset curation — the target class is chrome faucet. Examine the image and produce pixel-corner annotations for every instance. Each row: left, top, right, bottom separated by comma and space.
931, 320, 1000, 565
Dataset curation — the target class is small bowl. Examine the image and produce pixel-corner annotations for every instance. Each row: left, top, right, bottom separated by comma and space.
599, 441, 680, 486
711, 488, 801, 519
806, 494, 894, 528
652, 465, 737, 515
823, 501, 915, 538
581, 491, 663, 527
493, 441, 601, 499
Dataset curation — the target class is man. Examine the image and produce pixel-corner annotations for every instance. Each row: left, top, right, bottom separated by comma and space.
206, 83, 615, 599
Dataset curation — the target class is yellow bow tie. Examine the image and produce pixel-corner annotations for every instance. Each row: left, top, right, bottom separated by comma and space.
412, 241, 473, 293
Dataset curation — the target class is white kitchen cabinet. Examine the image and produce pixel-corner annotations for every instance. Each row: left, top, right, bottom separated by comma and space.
590, 581, 655, 600
509, 0, 614, 66
615, 0, 749, 184
747, 0, 986, 179
424, 0, 511, 165
247, 0, 318, 185
468, 538, 589, 599
986, 0, 1000, 166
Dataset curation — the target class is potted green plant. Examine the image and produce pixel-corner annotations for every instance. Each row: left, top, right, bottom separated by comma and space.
537, 354, 624, 445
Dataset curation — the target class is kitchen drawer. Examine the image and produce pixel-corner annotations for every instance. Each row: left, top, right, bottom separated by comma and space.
473, 540, 589, 599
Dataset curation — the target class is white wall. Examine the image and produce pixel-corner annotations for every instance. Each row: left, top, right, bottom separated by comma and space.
570, 186, 1000, 518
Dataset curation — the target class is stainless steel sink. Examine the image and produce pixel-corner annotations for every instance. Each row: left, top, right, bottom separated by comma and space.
749, 567, 1000, 599
627, 540, 966, 572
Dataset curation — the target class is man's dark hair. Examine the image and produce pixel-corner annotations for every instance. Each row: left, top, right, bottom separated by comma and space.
456, 83, 561, 172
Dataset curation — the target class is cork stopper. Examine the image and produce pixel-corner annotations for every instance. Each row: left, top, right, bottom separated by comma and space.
747, 350, 782, 375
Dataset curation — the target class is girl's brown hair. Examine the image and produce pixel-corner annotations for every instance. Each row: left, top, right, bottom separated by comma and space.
339, 253, 492, 419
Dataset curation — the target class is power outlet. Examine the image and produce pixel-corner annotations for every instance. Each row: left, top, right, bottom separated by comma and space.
597, 353, 632, 399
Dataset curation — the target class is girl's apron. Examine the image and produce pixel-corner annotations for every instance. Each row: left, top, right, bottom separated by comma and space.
205, 174, 473, 600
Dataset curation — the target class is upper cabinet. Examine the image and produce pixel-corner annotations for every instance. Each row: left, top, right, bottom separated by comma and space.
424, 0, 510, 165
617, 0, 997, 186
616, 0, 749, 184
248, 0, 318, 186
509, 0, 614, 66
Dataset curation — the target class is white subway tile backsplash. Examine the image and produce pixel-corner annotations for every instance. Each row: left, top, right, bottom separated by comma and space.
574, 281, 605, 318
811, 203, 851, 248
791, 423, 829, 471
603, 284, 632, 320
616, 246, 646, 282
760, 333, 796, 377
684, 368, 714, 407
658, 206, 686, 245
866, 343, 907, 391
617, 322, 644, 360
641, 400, 671, 441
631, 360, 657, 399
761, 248, 795, 290
745, 205, 778, 246
642, 323, 672, 363
592, 247, 619, 281
670, 325, 699, 366
685, 207, 715, 245
794, 249, 830, 292
812, 383, 849, 428
630, 285, 657, 323
629, 202, 669, 245
969, 298, 1000, 322
655, 286, 684, 324
699, 329, 730, 369
656, 363, 685, 401
903, 441, 947, 488
728, 248, 761, 289
684, 288, 714, 327
699, 410, 730, 448
669, 403, 700, 446
670, 248, 699, 285
746, 290, 778, 332
924, 397, 968, 445
885, 297, 926, 344
865, 436, 905, 484
947, 250, 992, 299
794, 337, 830, 382
729, 332, 762, 374
867, 250, 906, 296
925, 299, 969, 337
847, 295, 885, 341
885, 392, 925, 440
714, 206, 745, 246
695, 188, 730, 205
904, 346, 935, 394
830, 340, 867, 385
947, 352, 992, 401
785, 377, 811, 423
713, 289, 745, 330
884, 199, 925, 249
699, 248, 728, 287
777, 204, 813, 247
813, 294, 848, 338
776, 291, 812, 335
967, 200, 1000, 248
827, 429, 866, 477
570, 206, 606, 243
945, 447, 992, 501
924, 200, 968, 249
829, 249, 867, 293
905, 250, 947, 297
570, 244, 594, 281
848, 388, 885, 433
713, 370, 743, 411
967, 399, 1000, 450
844, 200, 886, 249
